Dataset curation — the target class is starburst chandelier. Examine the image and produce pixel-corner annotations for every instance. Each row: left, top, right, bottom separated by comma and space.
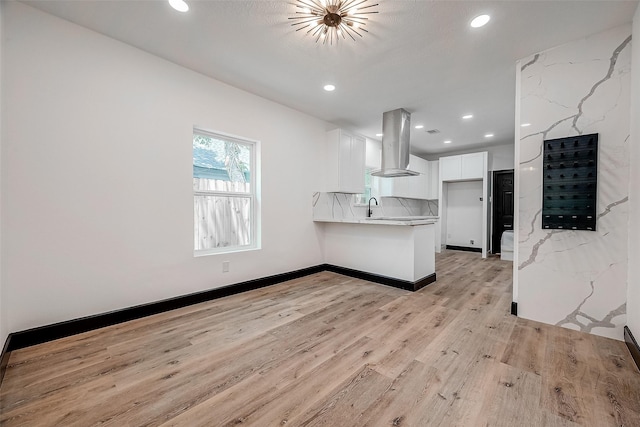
289, 0, 379, 45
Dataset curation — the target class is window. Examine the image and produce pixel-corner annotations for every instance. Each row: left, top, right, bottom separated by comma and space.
354, 168, 375, 205
193, 129, 259, 254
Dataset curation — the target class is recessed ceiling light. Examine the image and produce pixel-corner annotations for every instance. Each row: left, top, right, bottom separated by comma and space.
485, 133, 494, 138
168, 0, 189, 12
415, 125, 424, 129
323, 84, 336, 91
376, 133, 383, 137
521, 123, 531, 127
462, 114, 473, 120
470, 14, 490, 28
444, 140, 452, 144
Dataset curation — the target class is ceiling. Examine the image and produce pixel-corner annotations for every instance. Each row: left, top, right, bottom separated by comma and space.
23, 0, 638, 156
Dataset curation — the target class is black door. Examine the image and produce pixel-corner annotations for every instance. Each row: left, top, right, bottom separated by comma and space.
492, 170, 514, 253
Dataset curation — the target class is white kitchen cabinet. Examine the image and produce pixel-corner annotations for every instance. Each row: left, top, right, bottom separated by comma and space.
439, 152, 487, 182
325, 129, 366, 193
427, 160, 439, 199
440, 155, 462, 181
375, 155, 434, 199
461, 152, 485, 179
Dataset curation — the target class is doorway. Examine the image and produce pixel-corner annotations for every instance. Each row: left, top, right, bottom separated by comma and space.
491, 170, 514, 254
445, 180, 483, 252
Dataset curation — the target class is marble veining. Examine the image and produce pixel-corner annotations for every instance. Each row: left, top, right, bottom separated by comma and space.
312, 192, 438, 221
520, 53, 540, 71
516, 25, 631, 340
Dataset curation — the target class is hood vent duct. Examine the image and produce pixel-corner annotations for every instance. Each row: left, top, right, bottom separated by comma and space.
371, 108, 419, 177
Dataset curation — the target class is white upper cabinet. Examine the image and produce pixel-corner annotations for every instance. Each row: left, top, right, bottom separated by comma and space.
461, 152, 485, 179
325, 129, 366, 193
427, 160, 439, 199
375, 155, 436, 200
440, 155, 462, 181
440, 152, 487, 182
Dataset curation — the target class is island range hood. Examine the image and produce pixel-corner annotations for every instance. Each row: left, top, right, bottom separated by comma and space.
371, 108, 419, 177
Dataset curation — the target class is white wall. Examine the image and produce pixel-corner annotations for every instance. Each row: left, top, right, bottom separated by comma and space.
487, 144, 516, 172
1, 3, 327, 334
445, 181, 483, 249
627, 5, 640, 339
516, 24, 631, 340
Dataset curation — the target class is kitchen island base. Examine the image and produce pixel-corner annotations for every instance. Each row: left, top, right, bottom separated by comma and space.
325, 264, 436, 292
320, 221, 436, 291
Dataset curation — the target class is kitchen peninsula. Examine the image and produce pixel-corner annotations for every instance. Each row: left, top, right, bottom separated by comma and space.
314, 216, 437, 291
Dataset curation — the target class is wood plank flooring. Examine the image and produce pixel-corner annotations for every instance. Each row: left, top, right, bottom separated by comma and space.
1, 250, 639, 426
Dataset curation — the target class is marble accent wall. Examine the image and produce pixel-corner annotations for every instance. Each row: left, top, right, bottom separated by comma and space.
516, 25, 631, 340
312, 193, 438, 220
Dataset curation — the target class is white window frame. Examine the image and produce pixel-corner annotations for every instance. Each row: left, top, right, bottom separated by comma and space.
193, 128, 260, 256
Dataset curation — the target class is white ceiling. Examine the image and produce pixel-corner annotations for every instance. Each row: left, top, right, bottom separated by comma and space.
23, 0, 638, 156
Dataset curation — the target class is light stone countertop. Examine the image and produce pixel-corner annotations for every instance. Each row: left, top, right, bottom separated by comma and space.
313, 216, 438, 226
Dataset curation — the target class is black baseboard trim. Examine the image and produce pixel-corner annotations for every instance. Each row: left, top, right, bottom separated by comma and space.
446, 245, 482, 253
7, 264, 326, 352
0, 334, 13, 385
324, 264, 436, 292
624, 326, 640, 373
511, 302, 518, 316
3, 263, 438, 357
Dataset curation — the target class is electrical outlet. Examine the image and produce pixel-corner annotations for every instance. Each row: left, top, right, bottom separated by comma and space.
470, 239, 475, 245
222, 261, 230, 273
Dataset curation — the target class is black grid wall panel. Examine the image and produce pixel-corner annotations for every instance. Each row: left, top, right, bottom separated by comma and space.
542, 134, 598, 231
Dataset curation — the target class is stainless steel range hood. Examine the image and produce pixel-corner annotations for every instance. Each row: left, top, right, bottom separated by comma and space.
371, 108, 419, 177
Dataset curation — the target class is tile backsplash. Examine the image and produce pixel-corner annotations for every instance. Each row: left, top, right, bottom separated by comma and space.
312, 192, 438, 220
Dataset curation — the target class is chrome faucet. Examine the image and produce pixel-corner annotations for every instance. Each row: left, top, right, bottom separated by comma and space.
368, 197, 378, 217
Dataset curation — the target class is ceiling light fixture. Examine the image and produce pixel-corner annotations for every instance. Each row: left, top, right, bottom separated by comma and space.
376, 133, 383, 137
462, 114, 473, 119
323, 84, 336, 91
415, 125, 424, 129
168, 0, 189, 12
290, 0, 379, 45
521, 123, 531, 127
485, 133, 494, 138
444, 140, 452, 144
470, 14, 490, 28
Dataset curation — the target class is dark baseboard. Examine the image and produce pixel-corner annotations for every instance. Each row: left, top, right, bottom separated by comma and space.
7, 264, 326, 352
0, 334, 12, 385
511, 302, 518, 316
3, 263, 438, 358
325, 264, 436, 292
446, 245, 482, 253
624, 326, 640, 373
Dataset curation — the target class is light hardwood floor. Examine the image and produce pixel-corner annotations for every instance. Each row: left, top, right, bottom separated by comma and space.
1, 251, 639, 426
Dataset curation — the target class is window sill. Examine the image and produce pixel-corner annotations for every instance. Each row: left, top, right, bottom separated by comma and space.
194, 245, 261, 257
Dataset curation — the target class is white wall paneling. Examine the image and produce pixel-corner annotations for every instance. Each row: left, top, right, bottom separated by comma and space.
516, 24, 631, 340
2, 2, 327, 334
0, 0, 5, 347
627, 5, 640, 338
